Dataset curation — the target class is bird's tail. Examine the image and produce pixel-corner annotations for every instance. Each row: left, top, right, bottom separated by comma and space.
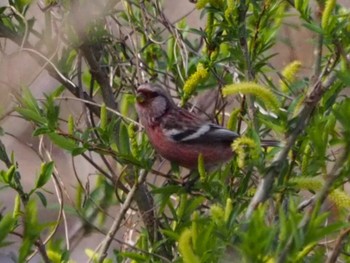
261, 139, 281, 147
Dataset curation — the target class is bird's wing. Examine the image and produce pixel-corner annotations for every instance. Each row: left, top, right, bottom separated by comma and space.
168, 123, 239, 144
161, 107, 239, 144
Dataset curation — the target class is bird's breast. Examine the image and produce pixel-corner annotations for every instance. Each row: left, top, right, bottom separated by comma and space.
145, 126, 233, 169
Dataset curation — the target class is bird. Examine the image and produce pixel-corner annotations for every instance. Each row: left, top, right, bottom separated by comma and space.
135, 83, 278, 169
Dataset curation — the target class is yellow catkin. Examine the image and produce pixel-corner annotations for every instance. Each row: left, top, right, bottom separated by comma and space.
292, 177, 350, 210
290, 177, 323, 191
210, 204, 225, 225
231, 137, 258, 168
222, 82, 280, 111
322, 0, 336, 30
178, 229, 200, 263
280, 60, 302, 93
329, 189, 350, 209
182, 63, 209, 105
196, 0, 209, 9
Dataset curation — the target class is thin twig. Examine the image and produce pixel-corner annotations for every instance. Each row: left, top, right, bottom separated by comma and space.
326, 227, 350, 263
80, 152, 129, 194
237, 0, 258, 131
53, 96, 142, 127
96, 170, 148, 262
35, 139, 73, 258
313, 33, 323, 84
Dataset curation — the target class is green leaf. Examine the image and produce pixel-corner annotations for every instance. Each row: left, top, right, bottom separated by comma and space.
16, 108, 46, 125
302, 22, 323, 34
20, 88, 41, 115
35, 161, 54, 188
47, 249, 62, 263
0, 7, 6, 15
15, 0, 32, 13
19, 238, 32, 262
117, 123, 130, 155
188, 28, 207, 37
50, 86, 66, 98
1, 165, 16, 184
18, 199, 41, 261
85, 248, 108, 262
35, 191, 48, 207
24, 199, 39, 234
32, 127, 51, 136
71, 147, 87, 156
119, 252, 147, 261
100, 103, 107, 131
47, 133, 77, 151
42, 93, 60, 130
58, 49, 78, 73
0, 214, 15, 245
161, 229, 180, 240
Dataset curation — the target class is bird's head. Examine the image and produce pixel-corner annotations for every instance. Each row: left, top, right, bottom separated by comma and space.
135, 83, 175, 126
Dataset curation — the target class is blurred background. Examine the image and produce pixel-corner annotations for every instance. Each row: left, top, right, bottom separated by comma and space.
0, 0, 349, 262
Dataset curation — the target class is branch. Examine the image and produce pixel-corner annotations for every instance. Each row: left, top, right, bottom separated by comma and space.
238, 0, 253, 81
277, 146, 349, 263
237, 0, 259, 130
11, 232, 51, 263
96, 170, 148, 262
0, 23, 101, 116
326, 226, 350, 263
245, 71, 338, 219
70, 1, 118, 111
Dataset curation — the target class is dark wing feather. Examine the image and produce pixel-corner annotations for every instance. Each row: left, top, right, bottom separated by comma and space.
161, 106, 239, 144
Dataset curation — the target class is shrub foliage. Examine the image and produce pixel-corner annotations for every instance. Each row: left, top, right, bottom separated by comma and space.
0, 0, 350, 262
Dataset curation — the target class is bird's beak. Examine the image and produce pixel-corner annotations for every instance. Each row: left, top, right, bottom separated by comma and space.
136, 92, 145, 103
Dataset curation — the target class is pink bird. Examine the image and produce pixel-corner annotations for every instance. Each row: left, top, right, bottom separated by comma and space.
135, 83, 277, 169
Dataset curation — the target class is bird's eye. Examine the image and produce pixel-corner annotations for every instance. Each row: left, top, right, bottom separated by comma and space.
146, 91, 158, 99
136, 90, 158, 103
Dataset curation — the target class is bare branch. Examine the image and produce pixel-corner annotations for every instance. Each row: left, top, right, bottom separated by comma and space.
96, 170, 148, 262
